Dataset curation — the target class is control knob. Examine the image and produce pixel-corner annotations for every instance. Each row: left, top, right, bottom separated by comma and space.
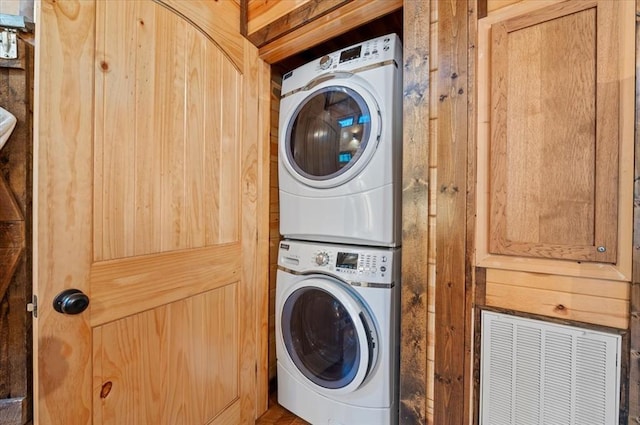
319, 55, 333, 70
315, 252, 330, 266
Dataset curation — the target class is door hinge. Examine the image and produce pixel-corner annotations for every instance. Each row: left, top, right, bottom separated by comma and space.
0, 28, 17, 59
26, 294, 37, 318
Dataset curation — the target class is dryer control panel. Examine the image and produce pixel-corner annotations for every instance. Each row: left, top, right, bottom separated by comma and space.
281, 33, 402, 95
278, 239, 399, 285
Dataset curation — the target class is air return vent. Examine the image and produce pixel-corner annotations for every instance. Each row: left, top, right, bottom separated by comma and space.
480, 311, 621, 425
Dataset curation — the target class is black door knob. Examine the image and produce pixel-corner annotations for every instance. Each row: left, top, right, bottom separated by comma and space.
53, 289, 90, 315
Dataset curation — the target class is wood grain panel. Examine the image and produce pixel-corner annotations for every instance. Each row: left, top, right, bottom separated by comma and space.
95, 1, 243, 260
245, 0, 351, 48
35, 1, 96, 423
90, 244, 241, 326
239, 36, 267, 421
0, 177, 24, 301
400, 1, 430, 423
506, 10, 595, 246
255, 53, 273, 418
267, 75, 281, 383
0, 35, 33, 425
219, 55, 241, 244
185, 27, 206, 248
487, 269, 630, 300
257, 0, 401, 64
464, 4, 479, 425
132, 1, 163, 256
246, 0, 309, 33
93, 286, 239, 424
434, 0, 470, 424
488, 1, 619, 263
158, 0, 244, 70
629, 0, 640, 421
38, 1, 267, 423
487, 0, 522, 13
94, 0, 138, 259
485, 281, 629, 329
0, 177, 23, 221
476, 0, 635, 281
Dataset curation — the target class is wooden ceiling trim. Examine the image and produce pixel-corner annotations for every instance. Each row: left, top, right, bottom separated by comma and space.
244, 0, 352, 48
256, 0, 402, 64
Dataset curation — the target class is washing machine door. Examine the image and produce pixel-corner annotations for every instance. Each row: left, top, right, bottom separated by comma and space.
280, 276, 378, 394
281, 81, 381, 189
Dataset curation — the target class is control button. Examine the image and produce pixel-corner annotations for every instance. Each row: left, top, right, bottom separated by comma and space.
371, 267, 377, 273
315, 252, 330, 266
383, 45, 390, 51
381, 256, 387, 262
319, 55, 333, 70
372, 50, 378, 55
384, 37, 390, 43
380, 266, 387, 272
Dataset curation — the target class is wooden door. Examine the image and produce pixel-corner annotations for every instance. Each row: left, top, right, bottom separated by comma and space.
34, 1, 269, 424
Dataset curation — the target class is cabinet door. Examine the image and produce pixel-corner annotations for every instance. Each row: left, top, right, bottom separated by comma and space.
488, 0, 621, 263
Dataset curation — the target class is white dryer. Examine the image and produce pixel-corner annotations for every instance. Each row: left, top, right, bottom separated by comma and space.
276, 239, 400, 425
278, 34, 403, 247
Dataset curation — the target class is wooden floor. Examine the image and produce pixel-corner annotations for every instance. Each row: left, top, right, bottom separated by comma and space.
255, 392, 310, 425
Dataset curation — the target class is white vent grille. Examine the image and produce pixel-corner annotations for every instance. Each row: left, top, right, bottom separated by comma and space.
480, 311, 621, 425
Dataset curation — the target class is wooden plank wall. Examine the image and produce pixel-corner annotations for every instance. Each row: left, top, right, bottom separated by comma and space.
630, 0, 640, 421
0, 36, 33, 425
399, 1, 431, 422
434, 1, 473, 425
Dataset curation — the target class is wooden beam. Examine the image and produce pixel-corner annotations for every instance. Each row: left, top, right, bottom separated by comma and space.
400, 1, 430, 423
0, 176, 23, 222
478, 0, 488, 19
434, 1, 470, 424
257, 0, 402, 64
245, 0, 352, 48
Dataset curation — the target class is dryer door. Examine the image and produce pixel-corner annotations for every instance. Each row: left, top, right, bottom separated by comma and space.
281, 82, 381, 189
280, 276, 378, 394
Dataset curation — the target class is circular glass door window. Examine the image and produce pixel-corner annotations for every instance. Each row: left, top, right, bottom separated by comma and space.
281, 286, 372, 389
285, 86, 375, 181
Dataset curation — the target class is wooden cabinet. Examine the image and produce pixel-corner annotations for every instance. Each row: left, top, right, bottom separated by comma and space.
476, 0, 635, 281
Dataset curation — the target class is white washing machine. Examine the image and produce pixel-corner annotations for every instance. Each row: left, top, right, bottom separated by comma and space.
276, 239, 400, 425
278, 34, 403, 247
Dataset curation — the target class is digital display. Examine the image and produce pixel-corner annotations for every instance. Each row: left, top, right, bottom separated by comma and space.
339, 46, 362, 63
336, 252, 359, 269
338, 152, 352, 163
338, 116, 354, 128
358, 114, 370, 124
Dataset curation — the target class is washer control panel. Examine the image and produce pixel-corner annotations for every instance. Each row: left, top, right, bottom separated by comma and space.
278, 239, 398, 284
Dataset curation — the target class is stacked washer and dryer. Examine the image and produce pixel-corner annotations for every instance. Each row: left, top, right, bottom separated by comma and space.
276, 34, 403, 425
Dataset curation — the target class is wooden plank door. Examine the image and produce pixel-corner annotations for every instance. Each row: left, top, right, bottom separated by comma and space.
33, 0, 269, 424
